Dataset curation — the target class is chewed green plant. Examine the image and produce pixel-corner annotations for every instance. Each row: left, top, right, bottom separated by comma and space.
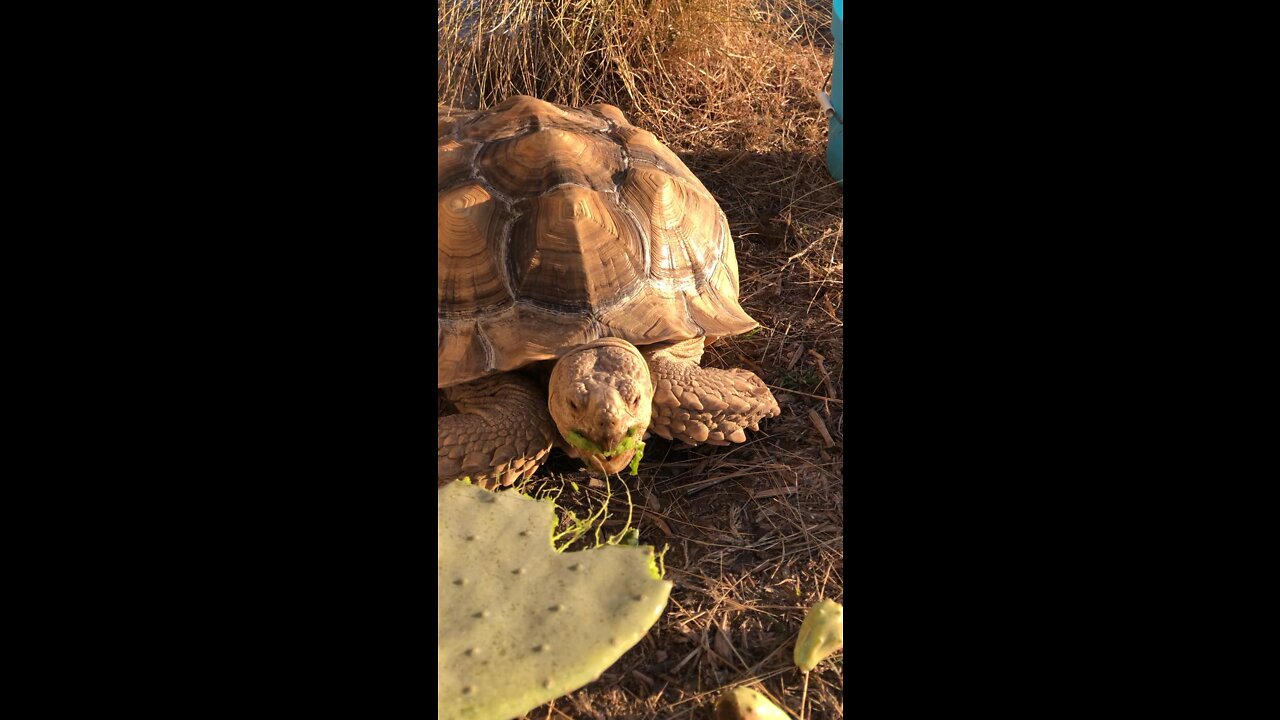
438, 481, 672, 719
544, 477, 670, 577
549, 499, 608, 552
564, 426, 646, 475
534, 474, 645, 553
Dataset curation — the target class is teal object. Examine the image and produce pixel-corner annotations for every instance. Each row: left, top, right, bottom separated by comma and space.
827, 0, 843, 186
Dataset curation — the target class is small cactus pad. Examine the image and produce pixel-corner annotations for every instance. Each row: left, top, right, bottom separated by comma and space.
438, 481, 673, 719
793, 598, 843, 672
714, 687, 792, 720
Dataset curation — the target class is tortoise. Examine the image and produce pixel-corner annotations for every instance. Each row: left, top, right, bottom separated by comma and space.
438, 96, 780, 489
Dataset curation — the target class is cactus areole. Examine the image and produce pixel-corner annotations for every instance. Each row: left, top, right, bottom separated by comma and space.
438, 481, 672, 719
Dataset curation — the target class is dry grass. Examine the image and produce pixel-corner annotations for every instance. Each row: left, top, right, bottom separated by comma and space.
440, 1, 843, 717
439, 0, 832, 153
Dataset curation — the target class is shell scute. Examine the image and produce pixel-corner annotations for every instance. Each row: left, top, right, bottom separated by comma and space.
438, 183, 514, 314
457, 95, 608, 142
479, 128, 622, 196
616, 126, 713, 198
508, 185, 646, 312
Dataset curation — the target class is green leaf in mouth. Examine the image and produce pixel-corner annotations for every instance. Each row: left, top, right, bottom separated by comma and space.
565, 427, 646, 476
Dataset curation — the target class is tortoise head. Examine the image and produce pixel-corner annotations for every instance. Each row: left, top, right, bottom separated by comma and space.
548, 338, 653, 475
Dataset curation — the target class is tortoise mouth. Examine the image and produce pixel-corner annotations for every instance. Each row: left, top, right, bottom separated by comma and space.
564, 426, 646, 476
583, 449, 639, 475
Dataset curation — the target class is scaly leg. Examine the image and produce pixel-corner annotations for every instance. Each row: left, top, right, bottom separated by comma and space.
642, 338, 781, 446
438, 373, 555, 490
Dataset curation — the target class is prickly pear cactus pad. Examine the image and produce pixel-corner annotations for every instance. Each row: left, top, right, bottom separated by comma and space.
794, 598, 843, 673
714, 686, 792, 720
438, 481, 673, 719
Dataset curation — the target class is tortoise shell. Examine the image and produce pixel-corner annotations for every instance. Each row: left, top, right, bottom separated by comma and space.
438, 96, 757, 388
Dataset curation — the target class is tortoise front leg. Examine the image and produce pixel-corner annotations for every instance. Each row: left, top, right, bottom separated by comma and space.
642, 338, 781, 446
438, 374, 555, 490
